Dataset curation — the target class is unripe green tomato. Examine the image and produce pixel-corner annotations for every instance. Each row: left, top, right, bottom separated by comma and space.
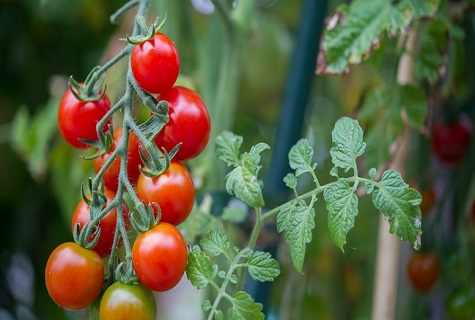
99, 282, 156, 320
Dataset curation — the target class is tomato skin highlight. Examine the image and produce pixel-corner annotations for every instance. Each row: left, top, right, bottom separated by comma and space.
431, 117, 472, 164
93, 128, 143, 192
154, 86, 211, 161
131, 32, 180, 94
71, 189, 129, 257
136, 161, 195, 226
132, 222, 188, 292
58, 88, 111, 149
45, 242, 104, 311
99, 282, 157, 320
406, 252, 440, 293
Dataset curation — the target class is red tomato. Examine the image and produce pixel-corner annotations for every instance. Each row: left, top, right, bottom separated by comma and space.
132, 222, 188, 292
71, 189, 129, 257
136, 161, 194, 226
99, 282, 156, 320
131, 33, 180, 94
93, 128, 143, 192
154, 86, 211, 161
406, 252, 440, 293
45, 242, 104, 310
58, 88, 111, 148
431, 116, 472, 164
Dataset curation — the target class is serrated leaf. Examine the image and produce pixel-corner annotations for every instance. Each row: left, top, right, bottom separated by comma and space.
215, 131, 243, 167
323, 179, 358, 251
289, 139, 316, 176
228, 291, 264, 320
249, 142, 270, 158
365, 182, 375, 194
186, 246, 215, 288
330, 117, 366, 172
276, 201, 315, 273
330, 167, 339, 177
225, 166, 265, 208
217, 271, 226, 279
247, 251, 281, 282
372, 170, 422, 249
200, 230, 230, 256
405, 0, 440, 18
283, 173, 297, 189
369, 168, 377, 179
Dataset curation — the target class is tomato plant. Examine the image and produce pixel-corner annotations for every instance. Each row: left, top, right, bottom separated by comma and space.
57, 88, 112, 149
45, 242, 104, 311
154, 86, 211, 161
136, 161, 194, 226
99, 282, 156, 320
94, 128, 143, 192
132, 222, 188, 292
406, 252, 440, 293
431, 116, 472, 165
71, 188, 129, 257
419, 186, 436, 218
131, 32, 180, 94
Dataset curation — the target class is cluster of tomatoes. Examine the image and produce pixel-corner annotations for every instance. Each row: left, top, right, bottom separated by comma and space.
46, 32, 210, 317
405, 114, 473, 304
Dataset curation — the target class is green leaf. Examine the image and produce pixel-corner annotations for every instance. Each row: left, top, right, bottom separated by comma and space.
400, 85, 427, 127
414, 18, 448, 84
225, 166, 265, 208
283, 173, 297, 189
323, 179, 358, 251
247, 251, 281, 282
228, 291, 264, 320
276, 201, 315, 273
200, 230, 230, 256
405, 0, 440, 18
288, 139, 316, 176
202, 300, 212, 312
178, 206, 222, 243
186, 246, 215, 289
215, 131, 242, 167
369, 168, 377, 179
372, 170, 422, 249
330, 117, 366, 172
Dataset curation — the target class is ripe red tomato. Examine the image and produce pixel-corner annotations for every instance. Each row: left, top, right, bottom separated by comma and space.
406, 252, 440, 293
136, 161, 195, 226
131, 33, 180, 94
71, 189, 129, 257
154, 86, 211, 161
132, 222, 188, 292
45, 242, 104, 310
58, 88, 112, 148
99, 282, 156, 320
431, 116, 472, 164
93, 128, 143, 192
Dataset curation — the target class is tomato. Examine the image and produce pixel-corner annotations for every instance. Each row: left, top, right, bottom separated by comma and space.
71, 189, 129, 257
131, 33, 180, 94
58, 88, 112, 148
471, 200, 475, 223
446, 288, 475, 320
136, 161, 194, 226
132, 222, 188, 291
419, 186, 436, 218
431, 116, 472, 164
406, 252, 440, 293
99, 282, 156, 320
154, 86, 211, 161
93, 128, 143, 192
45, 242, 104, 310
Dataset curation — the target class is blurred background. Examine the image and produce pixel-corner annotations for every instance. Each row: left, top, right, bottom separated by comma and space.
1, 0, 475, 319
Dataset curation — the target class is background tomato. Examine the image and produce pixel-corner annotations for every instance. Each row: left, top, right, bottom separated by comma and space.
93, 128, 143, 192
136, 161, 194, 226
45, 242, 104, 311
71, 189, 129, 257
406, 252, 440, 293
154, 86, 211, 161
99, 282, 156, 320
431, 116, 472, 164
57, 88, 111, 148
131, 32, 180, 94
132, 222, 188, 292
419, 186, 436, 218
